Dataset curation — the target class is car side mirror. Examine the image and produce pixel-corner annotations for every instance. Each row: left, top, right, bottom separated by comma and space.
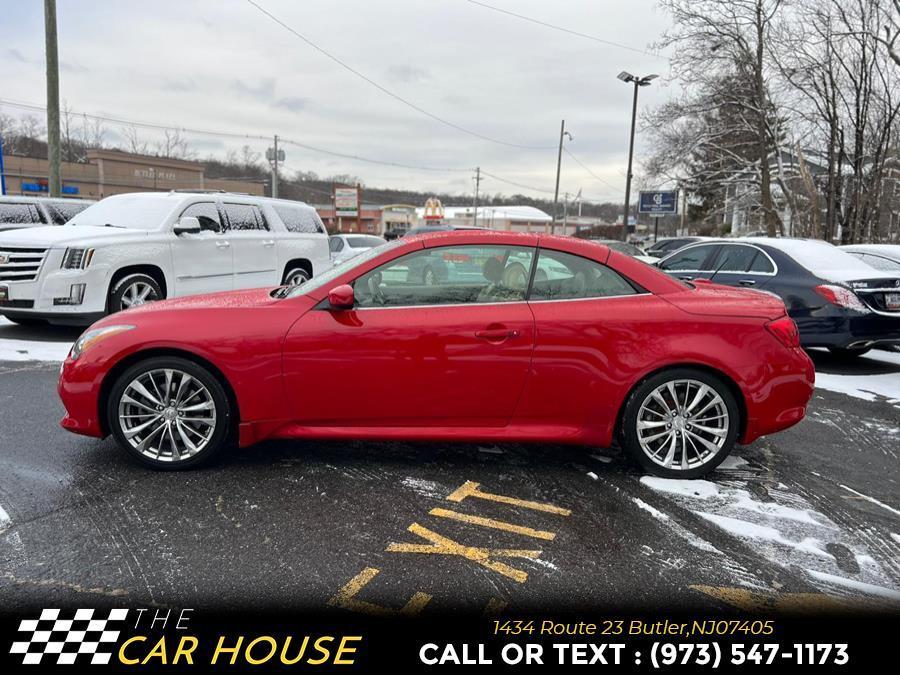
174, 216, 202, 235
328, 284, 355, 310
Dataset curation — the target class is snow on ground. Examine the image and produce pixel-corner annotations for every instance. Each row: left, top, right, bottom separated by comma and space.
0, 317, 74, 362
639, 465, 900, 604
813, 349, 900, 406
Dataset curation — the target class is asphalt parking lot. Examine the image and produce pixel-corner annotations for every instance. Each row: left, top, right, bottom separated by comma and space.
0, 317, 898, 614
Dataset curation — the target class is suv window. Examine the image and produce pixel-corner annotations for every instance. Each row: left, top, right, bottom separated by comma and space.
660, 244, 716, 271
223, 203, 266, 231
0, 203, 39, 224
711, 245, 762, 273
329, 237, 344, 252
355, 245, 535, 308
530, 249, 637, 300
181, 202, 223, 233
46, 200, 88, 224
274, 203, 324, 233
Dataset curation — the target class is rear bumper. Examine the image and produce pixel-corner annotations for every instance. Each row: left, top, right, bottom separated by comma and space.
740, 346, 815, 444
797, 312, 900, 349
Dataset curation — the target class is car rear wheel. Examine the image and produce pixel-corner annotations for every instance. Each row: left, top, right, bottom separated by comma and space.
621, 368, 739, 478
109, 273, 162, 314
107, 356, 231, 470
283, 267, 310, 286
828, 346, 871, 358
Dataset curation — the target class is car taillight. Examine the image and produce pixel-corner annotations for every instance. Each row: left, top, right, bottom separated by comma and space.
765, 316, 800, 348
814, 284, 870, 313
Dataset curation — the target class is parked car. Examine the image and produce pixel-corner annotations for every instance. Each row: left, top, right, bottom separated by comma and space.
329, 233, 386, 265
643, 236, 709, 258
0, 195, 94, 232
589, 239, 657, 264
0, 191, 330, 326
840, 244, 900, 273
657, 238, 900, 357
58, 230, 814, 478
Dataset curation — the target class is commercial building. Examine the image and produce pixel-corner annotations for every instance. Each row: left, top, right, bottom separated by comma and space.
0, 149, 265, 199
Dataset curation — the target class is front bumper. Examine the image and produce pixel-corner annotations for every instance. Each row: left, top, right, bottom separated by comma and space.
58, 356, 106, 438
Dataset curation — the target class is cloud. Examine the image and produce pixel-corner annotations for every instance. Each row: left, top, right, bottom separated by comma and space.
386, 64, 430, 83
274, 96, 307, 113
231, 77, 276, 101
163, 78, 199, 93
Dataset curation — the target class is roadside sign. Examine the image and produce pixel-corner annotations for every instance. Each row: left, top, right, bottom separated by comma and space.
639, 190, 678, 214
334, 186, 359, 217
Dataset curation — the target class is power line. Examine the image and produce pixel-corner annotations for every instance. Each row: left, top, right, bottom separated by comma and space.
244, 0, 553, 150
563, 147, 624, 194
464, 0, 665, 60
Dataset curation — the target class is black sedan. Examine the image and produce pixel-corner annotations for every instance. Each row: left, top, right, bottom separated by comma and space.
644, 236, 710, 258
657, 238, 900, 357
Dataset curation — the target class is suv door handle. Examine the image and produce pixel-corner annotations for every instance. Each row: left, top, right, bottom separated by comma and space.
738, 279, 756, 286
216, 241, 231, 249
475, 328, 519, 342
262, 240, 276, 247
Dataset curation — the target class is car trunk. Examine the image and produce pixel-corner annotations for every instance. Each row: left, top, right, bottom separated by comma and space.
844, 277, 900, 314
663, 280, 787, 319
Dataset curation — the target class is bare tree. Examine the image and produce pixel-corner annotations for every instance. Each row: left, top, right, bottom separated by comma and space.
155, 128, 193, 160
123, 125, 150, 155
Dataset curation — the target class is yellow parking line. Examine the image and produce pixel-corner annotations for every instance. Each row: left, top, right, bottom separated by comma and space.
446, 480, 571, 516
430, 507, 557, 540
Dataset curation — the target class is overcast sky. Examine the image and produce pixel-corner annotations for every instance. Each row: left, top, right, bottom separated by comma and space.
0, 0, 675, 203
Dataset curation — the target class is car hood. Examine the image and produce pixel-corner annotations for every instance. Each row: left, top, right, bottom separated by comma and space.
663, 281, 787, 319
0, 225, 149, 247
112, 288, 287, 322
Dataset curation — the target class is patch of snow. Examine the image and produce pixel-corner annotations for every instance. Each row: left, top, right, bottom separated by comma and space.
586, 471, 599, 480
590, 454, 613, 464
891, 533, 900, 545
0, 502, 10, 530
401, 477, 444, 499
696, 512, 831, 557
814, 349, 900, 406
718, 455, 750, 470
839, 484, 900, 517
530, 557, 559, 571
0, 336, 72, 362
477, 446, 504, 455
632, 497, 670, 521
640, 477, 719, 499
805, 569, 900, 602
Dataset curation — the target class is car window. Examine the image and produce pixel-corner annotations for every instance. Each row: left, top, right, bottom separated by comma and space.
853, 252, 900, 272
46, 200, 88, 224
0, 203, 38, 224
748, 249, 775, 273
180, 202, 223, 233
712, 245, 761, 273
530, 249, 638, 301
660, 244, 716, 271
348, 236, 385, 248
354, 245, 535, 308
274, 203, 324, 233
329, 237, 344, 252
223, 203, 265, 231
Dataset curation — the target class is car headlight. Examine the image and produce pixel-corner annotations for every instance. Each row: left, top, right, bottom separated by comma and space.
70, 325, 135, 360
62, 247, 95, 270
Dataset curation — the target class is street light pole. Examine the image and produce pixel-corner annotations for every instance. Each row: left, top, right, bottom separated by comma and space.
44, 0, 61, 198
552, 119, 572, 235
617, 71, 657, 241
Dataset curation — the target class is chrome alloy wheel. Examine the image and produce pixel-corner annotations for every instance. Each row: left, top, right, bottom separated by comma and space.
636, 378, 729, 471
120, 281, 158, 308
117, 368, 217, 462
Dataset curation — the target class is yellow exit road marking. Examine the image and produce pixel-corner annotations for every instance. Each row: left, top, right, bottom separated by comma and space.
430, 507, 557, 541
446, 481, 572, 516
327, 567, 431, 616
387, 523, 541, 583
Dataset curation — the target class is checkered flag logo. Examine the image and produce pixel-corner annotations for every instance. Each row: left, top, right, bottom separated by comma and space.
10, 609, 129, 665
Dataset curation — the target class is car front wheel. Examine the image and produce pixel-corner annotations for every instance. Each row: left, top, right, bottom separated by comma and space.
107, 356, 232, 469
621, 368, 739, 478
283, 267, 310, 286
109, 273, 162, 314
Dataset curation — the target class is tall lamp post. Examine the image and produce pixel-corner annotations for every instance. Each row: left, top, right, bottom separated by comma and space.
617, 71, 657, 241
552, 119, 573, 235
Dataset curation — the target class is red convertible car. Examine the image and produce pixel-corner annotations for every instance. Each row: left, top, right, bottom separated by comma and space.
58, 231, 814, 478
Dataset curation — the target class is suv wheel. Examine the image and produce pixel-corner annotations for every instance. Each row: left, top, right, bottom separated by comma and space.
620, 368, 739, 478
283, 267, 310, 286
109, 273, 162, 313
107, 356, 231, 469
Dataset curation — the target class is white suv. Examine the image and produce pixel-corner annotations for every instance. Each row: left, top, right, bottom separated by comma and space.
0, 191, 330, 325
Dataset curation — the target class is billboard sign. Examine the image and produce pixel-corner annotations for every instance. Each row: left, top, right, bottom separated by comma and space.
334, 186, 359, 217
639, 190, 678, 214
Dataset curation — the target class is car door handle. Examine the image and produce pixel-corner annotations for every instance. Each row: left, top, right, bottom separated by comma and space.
262, 240, 276, 247
678, 275, 694, 281
475, 328, 519, 342
738, 279, 756, 286
216, 241, 231, 249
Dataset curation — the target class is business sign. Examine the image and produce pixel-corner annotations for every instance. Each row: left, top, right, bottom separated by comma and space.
21, 181, 80, 195
334, 186, 359, 217
639, 190, 678, 214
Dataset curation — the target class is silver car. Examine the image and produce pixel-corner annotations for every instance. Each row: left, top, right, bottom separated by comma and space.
329, 233, 386, 265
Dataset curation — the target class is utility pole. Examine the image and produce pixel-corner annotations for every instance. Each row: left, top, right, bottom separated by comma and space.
44, 0, 61, 197
552, 120, 572, 235
271, 134, 279, 198
617, 72, 657, 241
563, 192, 570, 234
0, 135, 6, 195
472, 166, 482, 228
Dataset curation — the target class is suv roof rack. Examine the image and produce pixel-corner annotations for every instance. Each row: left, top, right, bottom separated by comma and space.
169, 189, 227, 194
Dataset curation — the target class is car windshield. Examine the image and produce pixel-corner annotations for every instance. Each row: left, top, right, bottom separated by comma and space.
65, 195, 179, 230
285, 238, 405, 297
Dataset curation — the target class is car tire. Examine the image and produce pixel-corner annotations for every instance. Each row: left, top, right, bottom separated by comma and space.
107, 356, 232, 470
109, 273, 163, 314
828, 346, 871, 358
283, 267, 310, 286
620, 368, 739, 479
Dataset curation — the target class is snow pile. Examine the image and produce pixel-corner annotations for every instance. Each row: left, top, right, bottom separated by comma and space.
0, 317, 74, 362
814, 349, 900, 406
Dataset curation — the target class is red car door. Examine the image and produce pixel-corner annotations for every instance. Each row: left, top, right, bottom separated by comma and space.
282, 244, 537, 428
